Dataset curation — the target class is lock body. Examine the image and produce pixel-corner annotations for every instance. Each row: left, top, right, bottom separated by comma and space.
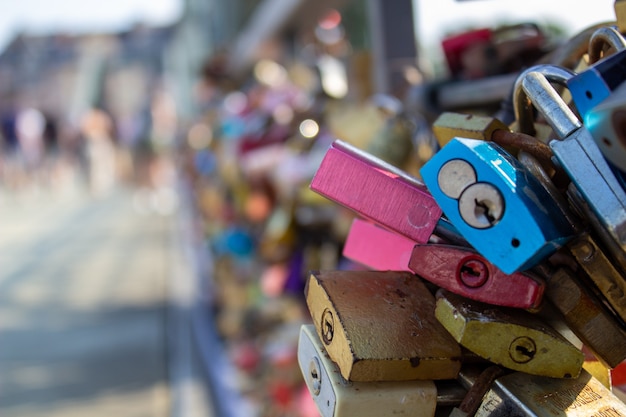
545, 267, 626, 368
517, 69, 626, 252
472, 369, 626, 416
342, 218, 416, 272
568, 234, 626, 325
585, 81, 626, 172
432, 112, 509, 147
549, 109, 626, 252
435, 290, 584, 378
297, 324, 438, 417
567, 49, 626, 118
310, 140, 441, 244
408, 244, 545, 309
420, 137, 574, 273
305, 270, 462, 381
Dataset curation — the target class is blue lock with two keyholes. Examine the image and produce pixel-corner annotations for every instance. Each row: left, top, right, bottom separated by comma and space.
420, 137, 575, 274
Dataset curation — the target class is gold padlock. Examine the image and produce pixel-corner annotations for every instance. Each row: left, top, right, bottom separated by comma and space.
432, 112, 509, 147
433, 112, 554, 164
542, 266, 626, 369
568, 233, 626, 326
435, 289, 584, 379
305, 270, 462, 382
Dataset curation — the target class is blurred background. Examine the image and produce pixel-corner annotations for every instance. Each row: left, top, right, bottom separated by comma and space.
0, 1, 618, 417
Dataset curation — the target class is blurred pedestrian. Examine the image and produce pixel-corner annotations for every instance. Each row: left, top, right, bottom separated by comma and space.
15, 107, 46, 190
80, 107, 117, 196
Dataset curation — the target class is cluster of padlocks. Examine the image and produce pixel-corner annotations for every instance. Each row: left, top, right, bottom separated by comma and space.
296, 13, 626, 417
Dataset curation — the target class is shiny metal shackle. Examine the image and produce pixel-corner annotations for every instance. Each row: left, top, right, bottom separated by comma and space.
513, 65, 579, 138
588, 25, 626, 64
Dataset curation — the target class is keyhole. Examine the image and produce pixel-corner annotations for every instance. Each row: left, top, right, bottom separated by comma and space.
509, 336, 536, 364
321, 309, 334, 345
309, 358, 322, 395
474, 198, 497, 226
459, 258, 488, 288
458, 183, 504, 229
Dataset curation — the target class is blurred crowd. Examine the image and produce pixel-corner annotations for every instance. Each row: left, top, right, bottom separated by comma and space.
0, 100, 177, 213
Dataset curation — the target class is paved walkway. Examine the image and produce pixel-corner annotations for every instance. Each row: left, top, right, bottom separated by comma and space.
0, 185, 179, 416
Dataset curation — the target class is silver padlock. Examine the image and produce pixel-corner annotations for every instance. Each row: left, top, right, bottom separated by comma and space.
514, 65, 626, 256
454, 366, 626, 417
297, 325, 466, 417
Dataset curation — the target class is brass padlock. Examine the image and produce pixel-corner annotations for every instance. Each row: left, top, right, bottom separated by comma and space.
305, 270, 462, 382
433, 112, 554, 163
568, 233, 626, 326
432, 112, 509, 147
541, 266, 626, 369
435, 289, 584, 378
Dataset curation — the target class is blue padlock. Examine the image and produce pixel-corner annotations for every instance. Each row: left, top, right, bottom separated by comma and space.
585, 81, 626, 173
567, 48, 626, 118
420, 137, 575, 274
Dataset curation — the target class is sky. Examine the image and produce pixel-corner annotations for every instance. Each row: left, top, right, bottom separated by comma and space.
0, 0, 618, 54
0, 0, 183, 50
416, 0, 617, 40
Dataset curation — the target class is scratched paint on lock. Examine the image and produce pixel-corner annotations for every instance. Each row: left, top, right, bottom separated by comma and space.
474, 370, 626, 417
305, 270, 462, 382
546, 267, 626, 368
311, 140, 442, 244
420, 137, 574, 274
435, 290, 584, 379
408, 244, 545, 309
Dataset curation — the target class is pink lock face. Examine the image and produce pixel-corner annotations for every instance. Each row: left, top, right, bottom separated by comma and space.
342, 218, 417, 272
310, 140, 442, 244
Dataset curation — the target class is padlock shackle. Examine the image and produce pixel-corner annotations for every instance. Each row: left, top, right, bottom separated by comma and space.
513, 65, 579, 138
589, 25, 626, 64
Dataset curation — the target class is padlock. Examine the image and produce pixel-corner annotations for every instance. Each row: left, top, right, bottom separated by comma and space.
565, 181, 626, 275
341, 218, 545, 309
434, 112, 559, 166
585, 81, 626, 172
305, 270, 462, 382
342, 218, 417, 272
540, 266, 626, 369
435, 289, 584, 378
297, 324, 467, 417
365, 95, 415, 169
454, 366, 626, 417
568, 233, 626, 326
587, 25, 626, 65
568, 48, 626, 118
432, 112, 509, 148
516, 67, 626, 253
408, 244, 545, 310
310, 139, 442, 244
420, 137, 574, 274
512, 64, 576, 139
